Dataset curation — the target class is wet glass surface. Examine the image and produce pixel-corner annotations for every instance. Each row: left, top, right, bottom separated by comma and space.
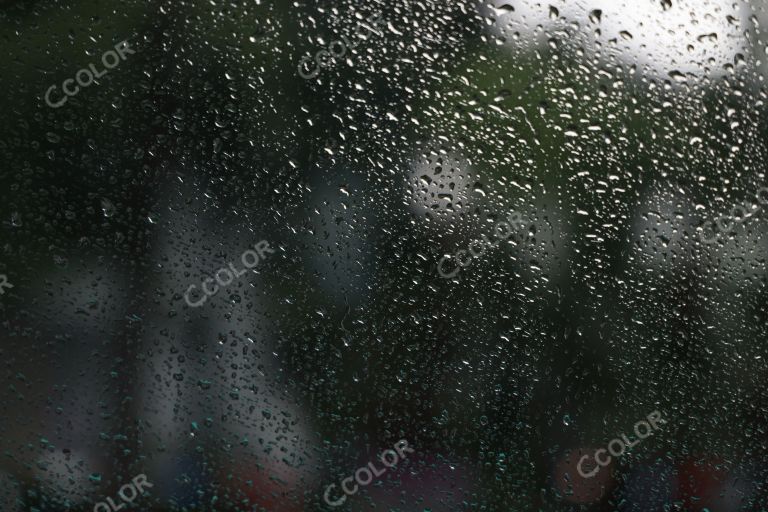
1, 0, 768, 510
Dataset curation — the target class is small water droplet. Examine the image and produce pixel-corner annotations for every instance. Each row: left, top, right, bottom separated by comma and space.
493, 89, 511, 102
668, 70, 686, 82
100, 198, 115, 218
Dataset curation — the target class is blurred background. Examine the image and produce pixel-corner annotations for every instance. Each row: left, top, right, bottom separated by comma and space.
1, 0, 768, 510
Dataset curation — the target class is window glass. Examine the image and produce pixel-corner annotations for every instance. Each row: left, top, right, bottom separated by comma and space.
1, 0, 767, 510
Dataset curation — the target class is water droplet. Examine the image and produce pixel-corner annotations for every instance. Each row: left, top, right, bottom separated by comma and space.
668, 70, 686, 82
100, 198, 115, 218
493, 89, 511, 102
53, 255, 68, 268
